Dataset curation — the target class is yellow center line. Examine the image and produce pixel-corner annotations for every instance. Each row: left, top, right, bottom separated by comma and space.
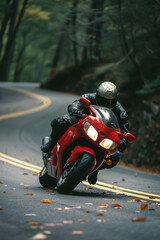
0, 152, 42, 170
0, 152, 160, 202
0, 87, 51, 120
0, 153, 42, 173
95, 180, 160, 198
0, 157, 40, 173
82, 181, 160, 202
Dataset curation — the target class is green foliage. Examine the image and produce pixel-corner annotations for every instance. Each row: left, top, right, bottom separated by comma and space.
136, 76, 160, 96
23, 5, 51, 21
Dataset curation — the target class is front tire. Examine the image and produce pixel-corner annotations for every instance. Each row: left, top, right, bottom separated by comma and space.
57, 153, 94, 194
39, 166, 57, 189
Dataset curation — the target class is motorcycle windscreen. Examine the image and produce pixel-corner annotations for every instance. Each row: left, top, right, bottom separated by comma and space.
92, 105, 120, 129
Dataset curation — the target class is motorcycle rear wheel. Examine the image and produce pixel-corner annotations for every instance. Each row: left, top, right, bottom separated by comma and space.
39, 166, 57, 189
57, 152, 94, 194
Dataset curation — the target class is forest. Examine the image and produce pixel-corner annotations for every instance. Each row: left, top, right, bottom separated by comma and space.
0, 0, 160, 173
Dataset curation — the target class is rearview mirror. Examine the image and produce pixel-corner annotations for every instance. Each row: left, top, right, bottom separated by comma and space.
79, 97, 91, 107
124, 133, 135, 143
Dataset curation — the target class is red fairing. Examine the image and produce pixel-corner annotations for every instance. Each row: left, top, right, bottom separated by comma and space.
68, 146, 96, 165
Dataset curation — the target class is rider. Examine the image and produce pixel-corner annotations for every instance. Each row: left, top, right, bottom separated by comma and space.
41, 81, 129, 184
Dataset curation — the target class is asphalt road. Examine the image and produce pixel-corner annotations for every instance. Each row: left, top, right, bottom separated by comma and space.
0, 83, 160, 240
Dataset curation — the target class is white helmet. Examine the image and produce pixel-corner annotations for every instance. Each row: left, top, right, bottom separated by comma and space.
96, 82, 118, 109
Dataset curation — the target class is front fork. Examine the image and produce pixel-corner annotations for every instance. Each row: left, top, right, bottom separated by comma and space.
68, 146, 97, 175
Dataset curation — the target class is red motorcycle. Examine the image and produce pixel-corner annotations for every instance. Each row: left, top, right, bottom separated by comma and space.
39, 97, 135, 194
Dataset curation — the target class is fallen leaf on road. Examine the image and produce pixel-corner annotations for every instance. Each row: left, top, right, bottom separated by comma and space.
97, 209, 107, 213
54, 223, 64, 226
29, 222, 41, 225
97, 219, 106, 222
0, 181, 3, 184
84, 187, 93, 190
78, 219, 88, 222
31, 226, 44, 229
149, 196, 155, 199
0, 206, 3, 210
140, 204, 148, 210
40, 199, 52, 204
84, 203, 93, 205
128, 199, 147, 203
44, 223, 56, 227
97, 204, 108, 208
132, 217, 146, 222
25, 213, 36, 216
32, 233, 47, 239
24, 187, 29, 189
72, 231, 84, 235
33, 173, 39, 176
112, 203, 122, 208
24, 193, 33, 196
96, 213, 104, 216
47, 190, 54, 193
44, 231, 51, 235
63, 220, 73, 224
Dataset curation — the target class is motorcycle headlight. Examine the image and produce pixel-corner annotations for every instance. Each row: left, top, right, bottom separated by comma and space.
83, 122, 98, 141
99, 139, 117, 150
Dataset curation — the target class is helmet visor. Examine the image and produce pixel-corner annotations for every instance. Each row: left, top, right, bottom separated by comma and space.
96, 94, 117, 109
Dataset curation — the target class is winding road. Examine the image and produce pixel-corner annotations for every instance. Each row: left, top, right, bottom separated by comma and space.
0, 83, 160, 240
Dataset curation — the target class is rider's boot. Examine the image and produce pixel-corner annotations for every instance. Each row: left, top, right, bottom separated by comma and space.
41, 137, 55, 153
88, 170, 98, 184
41, 129, 57, 153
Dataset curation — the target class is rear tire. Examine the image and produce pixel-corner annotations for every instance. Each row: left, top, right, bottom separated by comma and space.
57, 153, 94, 194
39, 166, 57, 189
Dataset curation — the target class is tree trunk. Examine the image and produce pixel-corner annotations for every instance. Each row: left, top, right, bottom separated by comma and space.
51, 0, 79, 70
118, 0, 146, 83
0, 0, 13, 57
94, 0, 104, 61
81, 0, 98, 64
13, 33, 27, 82
0, 0, 28, 82
71, 0, 79, 66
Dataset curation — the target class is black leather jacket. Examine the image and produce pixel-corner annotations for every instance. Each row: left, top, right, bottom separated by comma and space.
68, 93, 129, 134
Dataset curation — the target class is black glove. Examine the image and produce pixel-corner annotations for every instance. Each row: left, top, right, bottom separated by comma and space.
70, 108, 84, 117
119, 139, 127, 153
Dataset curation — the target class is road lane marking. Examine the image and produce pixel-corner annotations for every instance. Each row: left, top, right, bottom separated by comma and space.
0, 87, 51, 120
0, 152, 160, 202
0, 152, 41, 173
82, 181, 160, 202
95, 180, 160, 198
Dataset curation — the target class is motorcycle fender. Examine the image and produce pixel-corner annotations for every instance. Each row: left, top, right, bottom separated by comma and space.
68, 146, 96, 165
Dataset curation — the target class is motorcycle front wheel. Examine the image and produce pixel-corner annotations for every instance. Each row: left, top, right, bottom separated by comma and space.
39, 166, 57, 189
57, 152, 94, 194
